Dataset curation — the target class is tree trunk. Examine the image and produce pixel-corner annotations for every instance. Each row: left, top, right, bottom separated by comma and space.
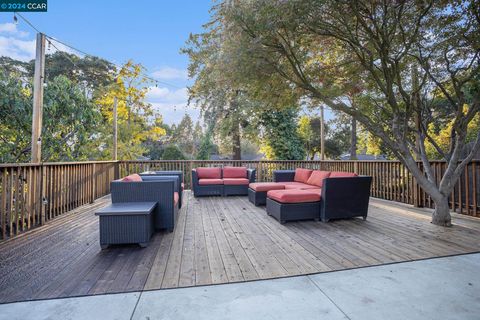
232, 122, 241, 160
350, 117, 357, 160
431, 195, 452, 227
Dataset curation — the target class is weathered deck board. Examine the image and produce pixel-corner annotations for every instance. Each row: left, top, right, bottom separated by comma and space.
1, 191, 479, 304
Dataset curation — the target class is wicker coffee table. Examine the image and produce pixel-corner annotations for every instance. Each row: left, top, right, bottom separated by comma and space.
95, 202, 156, 249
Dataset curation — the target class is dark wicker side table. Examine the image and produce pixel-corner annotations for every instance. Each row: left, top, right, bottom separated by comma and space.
95, 202, 156, 249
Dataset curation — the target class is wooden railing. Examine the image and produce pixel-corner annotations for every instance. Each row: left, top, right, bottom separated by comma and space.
0, 161, 117, 240
1, 159, 479, 241
120, 160, 480, 217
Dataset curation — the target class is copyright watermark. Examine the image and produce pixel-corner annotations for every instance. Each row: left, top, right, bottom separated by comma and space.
0, 0, 47, 12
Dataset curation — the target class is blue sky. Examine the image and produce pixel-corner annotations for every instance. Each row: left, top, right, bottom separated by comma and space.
0, 0, 213, 124
0, 0, 334, 125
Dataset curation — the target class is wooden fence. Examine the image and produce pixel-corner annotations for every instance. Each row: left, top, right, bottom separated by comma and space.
0, 161, 117, 240
120, 160, 480, 217
1, 159, 479, 241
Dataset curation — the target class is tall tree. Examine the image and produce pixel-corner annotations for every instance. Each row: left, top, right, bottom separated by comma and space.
171, 114, 195, 157
260, 107, 305, 160
216, 0, 480, 226
0, 71, 100, 162
94, 60, 166, 160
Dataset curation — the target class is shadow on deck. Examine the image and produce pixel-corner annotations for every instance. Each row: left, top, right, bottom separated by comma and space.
1, 191, 479, 304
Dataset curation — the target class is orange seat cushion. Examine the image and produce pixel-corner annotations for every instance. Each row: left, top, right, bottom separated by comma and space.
267, 189, 321, 204
174, 192, 179, 206
223, 166, 247, 178
223, 178, 250, 185
121, 174, 142, 182
306, 170, 331, 188
279, 181, 306, 186
249, 182, 285, 192
330, 171, 358, 178
284, 183, 320, 190
294, 168, 313, 183
199, 178, 224, 185
278, 182, 318, 190
196, 167, 222, 179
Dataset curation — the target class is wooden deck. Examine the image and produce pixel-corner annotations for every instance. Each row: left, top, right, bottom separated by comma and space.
1, 191, 479, 304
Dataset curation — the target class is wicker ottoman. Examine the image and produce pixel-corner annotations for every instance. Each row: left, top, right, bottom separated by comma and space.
266, 189, 321, 224
248, 182, 286, 206
95, 202, 156, 249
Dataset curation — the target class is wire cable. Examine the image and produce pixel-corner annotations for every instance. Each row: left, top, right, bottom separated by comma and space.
14, 12, 183, 89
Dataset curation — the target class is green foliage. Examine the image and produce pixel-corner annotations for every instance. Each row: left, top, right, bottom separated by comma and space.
298, 114, 351, 160
42, 75, 101, 161
0, 72, 100, 162
260, 108, 305, 160
0, 70, 32, 162
161, 144, 186, 160
0, 55, 167, 163
171, 114, 195, 157
196, 131, 214, 160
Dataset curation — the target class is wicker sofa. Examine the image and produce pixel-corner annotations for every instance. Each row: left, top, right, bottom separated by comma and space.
140, 170, 184, 208
192, 166, 256, 197
249, 169, 372, 224
110, 173, 180, 232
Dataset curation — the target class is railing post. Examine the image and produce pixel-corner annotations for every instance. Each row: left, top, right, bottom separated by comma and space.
257, 161, 263, 182
90, 163, 96, 203
413, 162, 423, 207
354, 161, 359, 175
189, 160, 193, 189
114, 161, 120, 180
40, 164, 46, 225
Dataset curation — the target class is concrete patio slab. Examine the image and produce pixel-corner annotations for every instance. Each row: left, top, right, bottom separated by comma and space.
1, 253, 478, 320
308, 254, 480, 320
132, 276, 348, 320
0, 292, 140, 320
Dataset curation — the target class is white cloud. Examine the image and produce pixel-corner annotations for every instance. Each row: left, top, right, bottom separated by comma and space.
0, 22, 29, 37
151, 102, 200, 125
146, 86, 188, 103
151, 66, 188, 80
0, 22, 36, 61
0, 22, 78, 61
146, 86, 199, 124
0, 35, 35, 61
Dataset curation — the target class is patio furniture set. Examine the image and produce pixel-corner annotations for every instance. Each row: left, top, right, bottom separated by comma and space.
96, 167, 372, 248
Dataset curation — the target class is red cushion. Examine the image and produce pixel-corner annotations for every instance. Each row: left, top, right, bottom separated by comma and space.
294, 168, 313, 183
249, 182, 285, 192
196, 167, 222, 179
223, 166, 247, 178
279, 181, 308, 187
330, 171, 358, 178
174, 192, 179, 206
121, 174, 142, 182
284, 183, 319, 190
267, 189, 321, 203
306, 171, 331, 187
199, 178, 223, 185
223, 178, 250, 185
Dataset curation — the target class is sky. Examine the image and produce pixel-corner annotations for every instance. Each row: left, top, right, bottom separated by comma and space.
0, 0, 335, 125
0, 0, 213, 124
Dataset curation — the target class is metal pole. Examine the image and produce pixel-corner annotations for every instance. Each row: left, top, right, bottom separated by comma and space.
320, 105, 325, 160
31, 33, 46, 163
113, 96, 118, 160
